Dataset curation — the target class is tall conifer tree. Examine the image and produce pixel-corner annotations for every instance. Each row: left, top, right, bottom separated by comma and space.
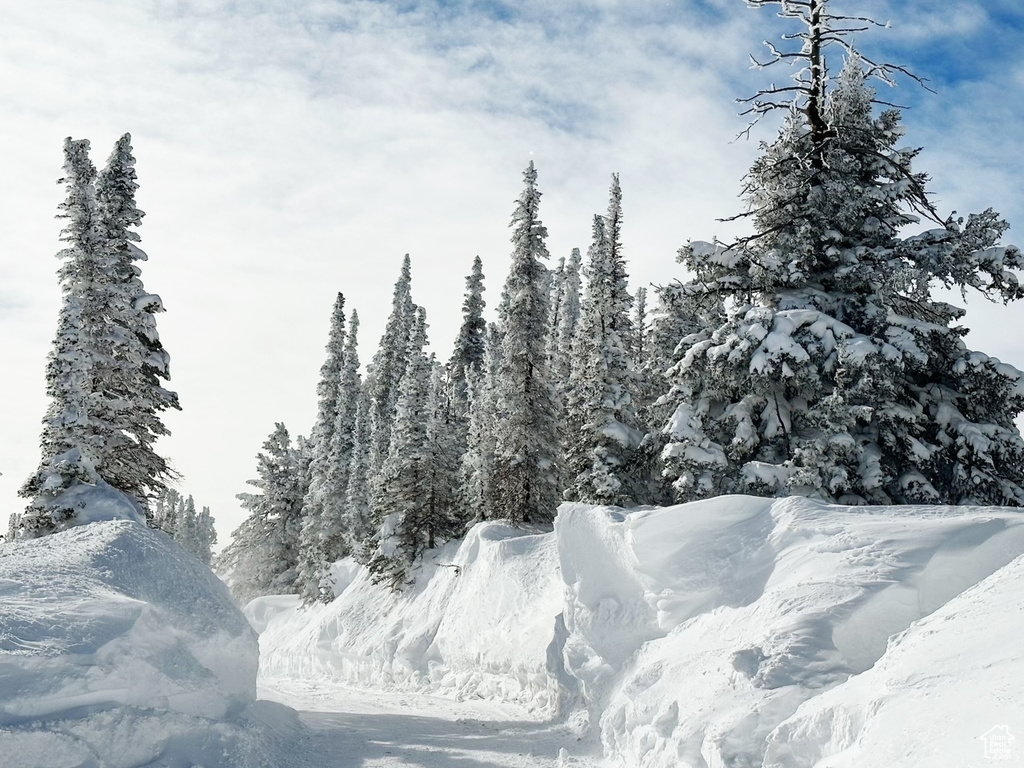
22, 136, 177, 533
297, 293, 348, 602
662, 4, 1024, 505
447, 256, 487, 415
460, 323, 501, 523
346, 386, 374, 554
219, 423, 306, 603
366, 308, 438, 586
564, 177, 643, 506
491, 163, 561, 524
319, 309, 362, 562
367, 255, 416, 504
93, 133, 179, 504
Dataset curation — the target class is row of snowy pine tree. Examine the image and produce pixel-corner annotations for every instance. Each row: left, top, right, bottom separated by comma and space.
219, 1, 1024, 602
149, 488, 218, 565
219, 167, 667, 600
15, 1, 1024, 603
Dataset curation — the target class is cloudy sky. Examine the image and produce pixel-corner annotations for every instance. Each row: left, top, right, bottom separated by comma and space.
2, 0, 1022, 546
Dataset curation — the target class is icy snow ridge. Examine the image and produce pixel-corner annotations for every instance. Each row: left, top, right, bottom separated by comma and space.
0, 490, 304, 768
254, 495, 1024, 766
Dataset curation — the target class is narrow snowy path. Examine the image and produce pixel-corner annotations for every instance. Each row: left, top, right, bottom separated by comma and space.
260, 679, 591, 767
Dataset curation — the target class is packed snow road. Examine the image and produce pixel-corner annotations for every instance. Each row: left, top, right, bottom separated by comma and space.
260, 679, 589, 767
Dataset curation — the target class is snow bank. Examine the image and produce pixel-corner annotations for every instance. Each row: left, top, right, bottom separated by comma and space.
0, 486, 304, 768
766, 547, 1024, 766
564, 497, 1024, 767
255, 496, 1024, 766
253, 520, 566, 713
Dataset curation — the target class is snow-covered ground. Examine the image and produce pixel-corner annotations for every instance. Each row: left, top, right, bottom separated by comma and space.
262, 678, 578, 767
253, 495, 1024, 767
0, 486, 304, 768
4, 491, 1023, 766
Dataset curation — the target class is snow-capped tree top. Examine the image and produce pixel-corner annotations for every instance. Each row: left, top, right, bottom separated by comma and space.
96, 133, 144, 250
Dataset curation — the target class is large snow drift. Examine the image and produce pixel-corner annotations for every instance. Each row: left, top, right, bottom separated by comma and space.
0, 486, 302, 768
254, 495, 1024, 766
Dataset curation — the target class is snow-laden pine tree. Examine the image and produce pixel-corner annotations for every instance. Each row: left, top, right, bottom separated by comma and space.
218, 423, 306, 603
426, 358, 463, 531
367, 255, 417, 495
546, 248, 583, 392
318, 308, 362, 562
6, 514, 22, 545
345, 385, 374, 552
173, 494, 202, 558
447, 256, 487, 418
563, 177, 644, 506
21, 137, 178, 535
631, 280, 723, 505
196, 506, 217, 566
662, 2, 1024, 505
630, 286, 648, 374
151, 487, 182, 535
366, 308, 441, 587
93, 133, 179, 505
459, 323, 501, 523
491, 163, 561, 524
21, 141, 107, 532
445, 257, 487, 523
546, 255, 566, 354
297, 293, 349, 603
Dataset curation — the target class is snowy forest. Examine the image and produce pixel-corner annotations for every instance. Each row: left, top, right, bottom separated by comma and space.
9, 0, 1024, 604
6, 3, 1024, 765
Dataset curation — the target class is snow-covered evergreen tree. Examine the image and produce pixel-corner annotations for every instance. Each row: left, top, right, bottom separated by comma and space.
319, 308, 362, 563
6, 513, 21, 545
366, 308, 443, 587
218, 423, 306, 603
630, 286, 648, 372
630, 280, 722, 505
460, 323, 501, 523
366, 255, 417, 511
151, 487, 182, 535
447, 255, 487, 417
21, 136, 177, 534
296, 293, 350, 603
173, 494, 202, 558
445, 256, 487, 523
345, 385, 374, 553
662, 6, 1024, 505
196, 505, 217, 566
21, 140, 111, 533
426, 358, 463, 531
546, 255, 566, 356
563, 177, 644, 506
547, 247, 583, 396
93, 133, 179, 506
491, 163, 561, 524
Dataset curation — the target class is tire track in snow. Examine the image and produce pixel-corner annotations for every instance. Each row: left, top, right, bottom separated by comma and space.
260, 679, 589, 767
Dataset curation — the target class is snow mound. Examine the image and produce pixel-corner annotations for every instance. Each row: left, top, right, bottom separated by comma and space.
0, 489, 305, 768
559, 496, 1024, 767
254, 496, 1024, 766
765, 547, 1024, 766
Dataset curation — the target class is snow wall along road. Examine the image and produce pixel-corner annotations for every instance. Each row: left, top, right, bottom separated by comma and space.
0, 485, 304, 768
253, 495, 1024, 767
